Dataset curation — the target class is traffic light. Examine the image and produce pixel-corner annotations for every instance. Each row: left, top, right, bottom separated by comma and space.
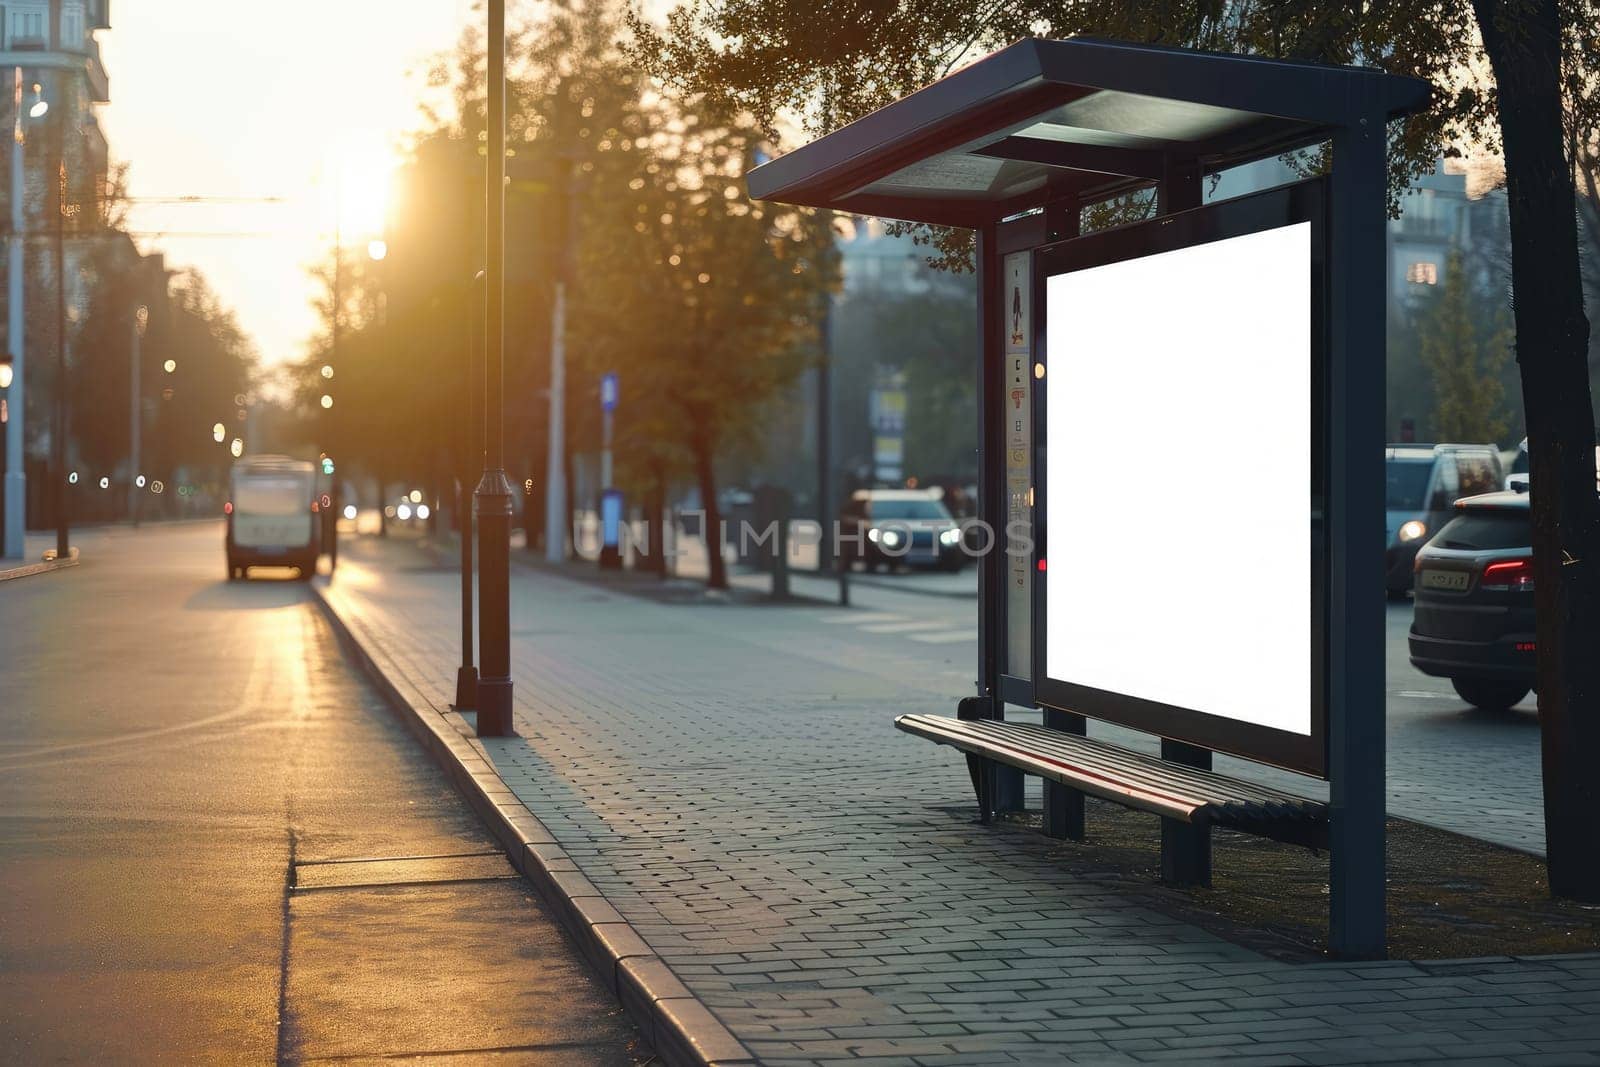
321, 456, 335, 476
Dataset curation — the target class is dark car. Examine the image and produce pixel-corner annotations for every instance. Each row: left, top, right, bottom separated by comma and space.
1408, 490, 1535, 710
839, 489, 966, 571
1385, 444, 1504, 596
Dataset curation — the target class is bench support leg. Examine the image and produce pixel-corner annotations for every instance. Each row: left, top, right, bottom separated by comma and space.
1160, 739, 1212, 887
957, 697, 993, 823
1042, 708, 1085, 840
989, 700, 1025, 815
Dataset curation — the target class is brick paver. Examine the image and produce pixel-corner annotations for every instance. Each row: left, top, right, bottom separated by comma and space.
322, 537, 1600, 1065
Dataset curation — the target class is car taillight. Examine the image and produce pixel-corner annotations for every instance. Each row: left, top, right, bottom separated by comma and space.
1481, 558, 1535, 590
223, 501, 232, 515
311, 500, 320, 513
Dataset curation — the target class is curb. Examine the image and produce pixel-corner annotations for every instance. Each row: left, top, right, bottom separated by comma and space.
308, 578, 755, 1067
0, 556, 80, 581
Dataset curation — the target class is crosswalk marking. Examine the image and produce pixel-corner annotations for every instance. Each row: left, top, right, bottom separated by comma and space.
908, 630, 974, 644
811, 609, 972, 646
859, 620, 955, 634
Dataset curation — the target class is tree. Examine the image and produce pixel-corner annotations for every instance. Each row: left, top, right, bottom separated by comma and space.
1473, 0, 1600, 901
632, 1, 1600, 898
864, 273, 978, 482
631, 2, 1499, 268
570, 96, 839, 588
1419, 249, 1512, 442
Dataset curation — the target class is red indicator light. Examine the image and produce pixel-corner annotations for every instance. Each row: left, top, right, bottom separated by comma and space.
1515, 642, 1536, 653
1482, 559, 1535, 588
223, 501, 232, 515
1037, 559, 1046, 572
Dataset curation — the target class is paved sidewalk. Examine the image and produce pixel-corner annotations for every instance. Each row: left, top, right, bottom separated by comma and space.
321, 536, 1600, 1065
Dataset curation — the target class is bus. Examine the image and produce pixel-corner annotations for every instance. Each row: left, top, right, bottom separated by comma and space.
226, 455, 319, 580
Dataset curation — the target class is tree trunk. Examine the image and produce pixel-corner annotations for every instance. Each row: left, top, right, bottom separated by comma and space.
650, 464, 669, 579
1474, 0, 1600, 901
693, 439, 727, 589
377, 464, 388, 538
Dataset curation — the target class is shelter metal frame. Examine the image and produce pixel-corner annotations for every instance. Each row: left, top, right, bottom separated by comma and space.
749, 35, 1429, 958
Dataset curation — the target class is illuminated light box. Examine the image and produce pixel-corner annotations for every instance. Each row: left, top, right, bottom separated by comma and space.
1033, 182, 1327, 776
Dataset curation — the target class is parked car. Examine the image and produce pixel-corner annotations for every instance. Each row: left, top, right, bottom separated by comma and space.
1408, 489, 1534, 710
1385, 443, 1504, 595
1502, 436, 1600, 493
839, 488, 966, 571
1505, 437, 1528, 491
226, 455, 319, 580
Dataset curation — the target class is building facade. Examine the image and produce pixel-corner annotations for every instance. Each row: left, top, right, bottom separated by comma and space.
1, 0, 113, 543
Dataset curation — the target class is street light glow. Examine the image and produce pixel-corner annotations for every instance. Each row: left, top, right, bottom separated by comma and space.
320, 394, 334, 409
99, 476, 110, 489
229, 438, 244, 457
163, 359, 177, 373
396, 503, 412, 521
342, 504, 357, 520
320, 365, 334, 379
136, 475, 147, 488
212, 422, 226, 442
408, 489, 422, 503
68, 471, 78, 484
416, 504, 430, 520
0, 363, 11, 389
28, 85, 47, 118
367, 239, 388, 261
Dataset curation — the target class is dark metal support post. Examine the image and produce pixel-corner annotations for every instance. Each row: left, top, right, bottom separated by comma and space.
1159, 739, 1212, 885
51, 111, 68, 560
327, 485, 338, 569
1327, 115, 1388, 959
772, 497, 790, 600
1153, 158, 1211, 884
1042, 707, 1086, 840
473, 0, 515, 737
816, 290, 832, 574
975, 221, 1024, 813
454, 477, 478, 709
1040, 196, 1084, 840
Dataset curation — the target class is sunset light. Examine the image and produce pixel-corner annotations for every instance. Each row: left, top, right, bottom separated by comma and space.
6, 1, 1600, 1063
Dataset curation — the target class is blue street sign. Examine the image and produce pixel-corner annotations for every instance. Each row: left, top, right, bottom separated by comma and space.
600, 488, 623, 548
600, 372, 619, 413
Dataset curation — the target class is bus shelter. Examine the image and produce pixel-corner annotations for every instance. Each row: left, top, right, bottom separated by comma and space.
749, 36, 1429, 958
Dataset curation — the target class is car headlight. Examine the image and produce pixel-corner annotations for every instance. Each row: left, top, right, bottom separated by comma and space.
880, 529, 903, 548
867, 527, 881, 543
939, 528, 961, 547
1399, 519, 1427, 543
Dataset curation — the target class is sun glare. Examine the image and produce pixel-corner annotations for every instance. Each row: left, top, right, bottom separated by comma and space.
323, 143, 395, 240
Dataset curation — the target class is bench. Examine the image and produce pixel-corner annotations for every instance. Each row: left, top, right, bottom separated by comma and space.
896, 703, 1328, 878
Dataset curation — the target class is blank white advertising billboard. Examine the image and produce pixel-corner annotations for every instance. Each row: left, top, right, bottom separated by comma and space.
1043, 220, 1312, 739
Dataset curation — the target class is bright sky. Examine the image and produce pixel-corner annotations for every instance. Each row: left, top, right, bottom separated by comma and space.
98, 1, 474, 367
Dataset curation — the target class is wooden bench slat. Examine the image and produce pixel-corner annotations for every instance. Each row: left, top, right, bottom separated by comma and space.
996, 722, 1315, 817
895, 714, 1327, 834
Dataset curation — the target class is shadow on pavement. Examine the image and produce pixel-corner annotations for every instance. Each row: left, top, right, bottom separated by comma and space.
184, 573, 310, 611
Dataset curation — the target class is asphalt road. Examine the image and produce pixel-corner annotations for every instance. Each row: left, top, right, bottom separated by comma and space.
0, 522, 640, 1063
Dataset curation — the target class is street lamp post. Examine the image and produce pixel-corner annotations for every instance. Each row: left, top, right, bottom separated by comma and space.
4, 68, 31, 559
129, 305, 146, 524
453, 270, 485, 712
473, 0, 515, 737
49, 80, 68, 561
